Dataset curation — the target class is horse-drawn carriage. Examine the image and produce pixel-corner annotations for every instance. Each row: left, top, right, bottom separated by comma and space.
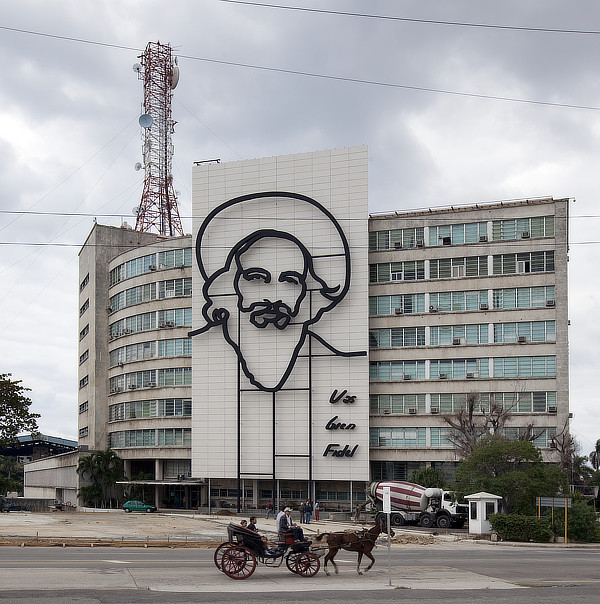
214, 523, 321, 580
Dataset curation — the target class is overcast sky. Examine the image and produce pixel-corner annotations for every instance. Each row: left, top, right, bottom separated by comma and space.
1, 1, 599, 456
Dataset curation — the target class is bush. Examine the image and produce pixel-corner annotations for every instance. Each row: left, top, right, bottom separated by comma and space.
489, 513, 553, 542
547, 498, 600, 543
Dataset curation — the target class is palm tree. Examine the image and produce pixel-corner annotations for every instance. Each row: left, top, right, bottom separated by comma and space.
589, 440, 600, 471
77, 449, 124, 508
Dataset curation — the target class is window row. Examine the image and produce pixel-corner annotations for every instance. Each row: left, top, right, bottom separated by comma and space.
109, 367, 191, 392
109, 278, 192, 313
370, 391, 557, 414
109, 308, 192, 338
370, 426, 556, 448
79, 299, 89, 317
109, 248, 192, 287
109, 428, 192, 448
109, 338, 192, 366
109, 398, 192, 421
370, 356, 556, 381
370, 286, 555, 316
369, 252, 554, 283
369, 215, 555, 251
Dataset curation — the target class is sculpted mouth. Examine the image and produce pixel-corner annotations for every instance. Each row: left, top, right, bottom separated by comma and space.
251, 310, 291, 329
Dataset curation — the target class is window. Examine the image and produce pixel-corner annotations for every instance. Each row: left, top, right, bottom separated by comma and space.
159, 278, 192, 298
429, 358, 490, 379
493, 251, 554, 275
157, 367, 192, 386
79, 299, 89, 317
430, 324, 489, 346
79, 401, 89, 414
492, 391, 556, 413
110, 283, 157, 312
369, 294, 426, 315
79, 427, 89, 438
109, 253, 157, 287
157, 338, 192, 357
79, 273, 89, 293
158, 308, 192, 327
430, 428, 452, 447
485, 501, 496, 520
369, 261, 425, 283
110, 341, 156, 366
492, 216, 554, 241
79, 324, 89, 341
369, 327, 425, 348
493, 321, 555, 343
158, 248, 192, 269
493, 286, 555, 309
429, 222, 487, 246
369, 227, 425, 250
369, 427, 426, 448
470, 502, 477, 520
492, 356, 556, 378
79, 375, 89, 389
370, 360, 426, 381
110, 312, 157, 338
429, 256, 487, 279
370, 394, 426, 414
428, 290, 488, 312
79, 349, 89, 365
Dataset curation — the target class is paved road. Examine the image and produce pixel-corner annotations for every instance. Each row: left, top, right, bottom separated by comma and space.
1, 541, 599, 602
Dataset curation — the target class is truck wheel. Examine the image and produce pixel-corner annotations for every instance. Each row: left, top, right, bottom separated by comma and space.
420, 513, 434, 528
436, 514, 451, 529
391, 514, 405, 527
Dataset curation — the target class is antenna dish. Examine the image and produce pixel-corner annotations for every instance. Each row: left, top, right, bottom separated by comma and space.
170, 65, 180, 89
132, 206, 140, 216
132, 63, 142, 73
139, 113, 153, 128
134, 162, 143, 171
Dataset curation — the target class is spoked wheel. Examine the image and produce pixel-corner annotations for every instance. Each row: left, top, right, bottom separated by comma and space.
221, 546, 257, 580
286, 552, 300, 574
294, 552, 320, 577
213, 542, 233, 572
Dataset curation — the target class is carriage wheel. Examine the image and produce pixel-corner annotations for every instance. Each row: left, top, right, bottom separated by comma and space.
294, 552, 320, 577
285, 552, 300, 574
221, 546, 257, 580
213, 542, 233, 572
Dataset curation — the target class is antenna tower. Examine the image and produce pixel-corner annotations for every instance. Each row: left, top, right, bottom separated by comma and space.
134, 41, 183, 236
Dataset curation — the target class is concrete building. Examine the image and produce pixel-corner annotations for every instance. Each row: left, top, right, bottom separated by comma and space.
25, 150, 569, 512
368, 198, 569, 481
77, 224, 198, 508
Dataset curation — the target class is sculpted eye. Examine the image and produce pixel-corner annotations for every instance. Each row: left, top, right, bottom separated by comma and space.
279, 271, 303, 286
242, 268, 270, 282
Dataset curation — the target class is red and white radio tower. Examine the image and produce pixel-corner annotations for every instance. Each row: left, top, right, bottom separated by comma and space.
134, 41, 184, 236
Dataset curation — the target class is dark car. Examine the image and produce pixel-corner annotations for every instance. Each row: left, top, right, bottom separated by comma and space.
122, 500, 157, 513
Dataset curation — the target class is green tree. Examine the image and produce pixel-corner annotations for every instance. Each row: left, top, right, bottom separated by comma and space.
0, 374, 40, 446
77, 449, 124, 508
408, 466, 447, 489
455, 436, 569, 515
589, 440, 600, 471
0, 455, 24, 495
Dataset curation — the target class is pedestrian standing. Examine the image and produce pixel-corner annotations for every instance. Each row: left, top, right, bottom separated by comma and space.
305, 500, 313, 524
265, 500, 274, 519
314, 501, 320, 521
299, 500, 306, 523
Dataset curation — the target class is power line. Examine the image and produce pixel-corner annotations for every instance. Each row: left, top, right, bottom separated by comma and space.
218, 0, 600, 36
2, 24, 600, 112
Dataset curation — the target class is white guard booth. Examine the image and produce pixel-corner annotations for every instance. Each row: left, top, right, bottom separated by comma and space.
464, 492, 502, 535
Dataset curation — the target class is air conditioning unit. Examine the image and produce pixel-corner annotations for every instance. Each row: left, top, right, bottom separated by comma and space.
394, 307, 403, 315
110, 388, 116, 394
518, 335, 527, 343
521, 231, 531, 239
416, 240, 424, 247
383, 409, 391, 415
159, 263, 166, 269
165, 321, 175, 327
106, 306, 113, 313
441, 237, 451, 245
548, 406, 557, 414
394, 241, 403, 249
403, 374, 412, 380
430, 407, 439, 414
480, 303, 489, 310
149, 264, 157, 271
452, 337, 461, 346
147, 382, 156, 388
479, 235, 488, 242
546, 299, 555, 307
128, 384, 137, 389
439, 373, 447, 379
429, 305, 439, 313
466, 372, 475, 379
408, 408, 417, 415
115, 386, 122, 393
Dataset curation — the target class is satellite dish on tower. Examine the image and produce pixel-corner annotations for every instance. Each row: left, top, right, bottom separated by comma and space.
139, 114, 153, 128
134, 162, 143, 171
170, 65, 180, 89
132, 63, 142, 74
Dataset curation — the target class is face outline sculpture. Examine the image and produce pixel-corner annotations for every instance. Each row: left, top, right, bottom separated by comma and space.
189, 192, 363, 392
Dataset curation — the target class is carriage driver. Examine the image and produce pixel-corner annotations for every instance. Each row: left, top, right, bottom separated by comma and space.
276, 507, 306, 541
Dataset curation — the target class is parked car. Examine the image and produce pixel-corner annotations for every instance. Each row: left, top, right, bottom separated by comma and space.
122, 500, 157, 513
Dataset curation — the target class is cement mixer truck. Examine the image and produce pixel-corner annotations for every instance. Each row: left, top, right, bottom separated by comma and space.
367, 481, 468, 529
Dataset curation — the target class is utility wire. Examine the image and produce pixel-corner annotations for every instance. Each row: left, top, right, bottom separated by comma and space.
217, 0, 600, 36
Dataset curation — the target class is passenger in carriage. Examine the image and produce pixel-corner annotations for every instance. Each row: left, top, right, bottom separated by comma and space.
276, 507, 306, 541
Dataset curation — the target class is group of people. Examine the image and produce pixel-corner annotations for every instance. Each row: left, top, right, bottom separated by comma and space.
265, 499, 320, 523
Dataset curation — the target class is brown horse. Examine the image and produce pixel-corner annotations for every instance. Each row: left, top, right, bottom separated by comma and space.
313, 519, 393, 575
